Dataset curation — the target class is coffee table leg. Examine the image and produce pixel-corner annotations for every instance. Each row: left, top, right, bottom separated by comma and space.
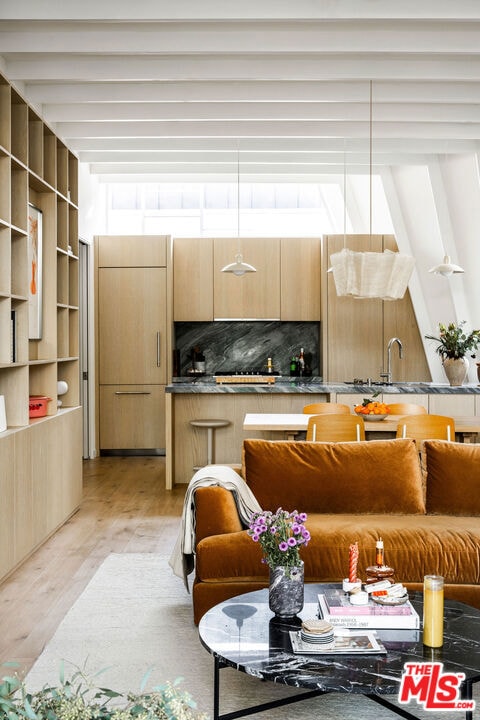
213, 654, 222, 720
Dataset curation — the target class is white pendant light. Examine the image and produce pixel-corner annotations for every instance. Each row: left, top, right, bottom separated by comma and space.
428, 255, 464, 277
329, 81, 414, 300
221, 148, 256, 276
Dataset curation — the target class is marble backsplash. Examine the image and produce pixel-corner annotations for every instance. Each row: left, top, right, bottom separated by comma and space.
174, 321, 320, 376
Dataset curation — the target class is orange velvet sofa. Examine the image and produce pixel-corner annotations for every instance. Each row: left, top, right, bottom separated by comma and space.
192, 437, 480, 624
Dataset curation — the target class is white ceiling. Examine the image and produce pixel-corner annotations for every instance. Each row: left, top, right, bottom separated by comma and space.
1, 0, 480, 181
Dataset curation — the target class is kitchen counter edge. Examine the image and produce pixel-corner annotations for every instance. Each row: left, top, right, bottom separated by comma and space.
165, 379, 480, 395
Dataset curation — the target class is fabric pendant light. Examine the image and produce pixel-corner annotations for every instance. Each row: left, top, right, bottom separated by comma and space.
329, 81, 414, 300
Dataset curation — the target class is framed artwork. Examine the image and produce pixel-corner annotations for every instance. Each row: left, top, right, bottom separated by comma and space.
28, 203, 43, 340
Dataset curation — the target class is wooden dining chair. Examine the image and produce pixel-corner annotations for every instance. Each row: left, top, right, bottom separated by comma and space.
306, 414, 366, 442
303, 402, 351, 415
395, 414, 455, 443
388, 403, 427, 416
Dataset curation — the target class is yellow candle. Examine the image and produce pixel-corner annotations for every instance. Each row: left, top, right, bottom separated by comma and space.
423, 575, 444, 648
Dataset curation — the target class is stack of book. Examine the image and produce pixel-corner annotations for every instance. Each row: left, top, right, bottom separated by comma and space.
318, 588, 420, 629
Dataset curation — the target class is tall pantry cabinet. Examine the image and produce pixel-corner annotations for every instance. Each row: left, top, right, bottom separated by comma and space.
95, 235, 170, 452
0, 73, 82, 582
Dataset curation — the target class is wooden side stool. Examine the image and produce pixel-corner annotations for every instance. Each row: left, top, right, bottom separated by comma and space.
190, 418, 230, 469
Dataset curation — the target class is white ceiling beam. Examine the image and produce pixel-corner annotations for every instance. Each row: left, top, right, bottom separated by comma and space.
24, 80, 480, 105
2, 20, 480, 54
69, 137, 478, 154
1, 0, 480, 21
77, 151, 429, 166
56, 119, 480, 140
6, 53, 480, 83
43, 101, 480, 124
88, 162, 391, 175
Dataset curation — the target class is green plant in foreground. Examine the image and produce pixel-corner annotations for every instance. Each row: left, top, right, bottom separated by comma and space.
0, 662, 209, 720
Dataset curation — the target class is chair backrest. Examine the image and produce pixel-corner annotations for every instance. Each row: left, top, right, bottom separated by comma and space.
303, 402, 351, 415
395, 414, 455, 443
388, 403, 427, 416
306, 414, 366, 442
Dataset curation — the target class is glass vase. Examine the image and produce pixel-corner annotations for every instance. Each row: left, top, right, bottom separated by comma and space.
268, 563, 304, 618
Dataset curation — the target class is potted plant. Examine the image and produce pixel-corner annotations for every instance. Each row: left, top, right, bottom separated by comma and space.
0, 663, 208, 720
248, 508, 310, 618
425, 321, 480, 386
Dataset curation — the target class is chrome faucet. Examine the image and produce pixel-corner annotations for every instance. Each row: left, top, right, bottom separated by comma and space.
380, 337, 403, 384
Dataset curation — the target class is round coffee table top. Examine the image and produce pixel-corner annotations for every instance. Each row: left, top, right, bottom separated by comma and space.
199, 583, 480, 696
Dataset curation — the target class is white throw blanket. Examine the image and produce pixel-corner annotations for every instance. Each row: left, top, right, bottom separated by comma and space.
168, 465, 262, 590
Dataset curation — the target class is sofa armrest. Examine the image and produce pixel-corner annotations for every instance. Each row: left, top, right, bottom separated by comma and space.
194, 486, 244, 547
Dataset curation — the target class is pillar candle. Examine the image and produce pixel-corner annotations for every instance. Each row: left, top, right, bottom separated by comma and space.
348, 541, 359, 583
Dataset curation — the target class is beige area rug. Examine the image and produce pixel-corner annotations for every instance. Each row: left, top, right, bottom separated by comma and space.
26, 536, 478, 720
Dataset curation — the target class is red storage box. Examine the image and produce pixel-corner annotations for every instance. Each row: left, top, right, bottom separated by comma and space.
29, 396, 52, 418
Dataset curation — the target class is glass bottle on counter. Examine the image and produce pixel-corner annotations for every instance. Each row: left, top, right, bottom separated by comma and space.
298, 348, 305, 376
290, 356, 298, 376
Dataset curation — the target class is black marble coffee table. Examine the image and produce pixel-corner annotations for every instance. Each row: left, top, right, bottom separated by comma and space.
198, 584, 480, 720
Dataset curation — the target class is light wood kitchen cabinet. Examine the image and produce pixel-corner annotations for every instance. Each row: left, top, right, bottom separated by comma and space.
324, 234, 430, 383
98, 267, 167, 385
99, 385, 166, 450
280, 237, 321, 320
96, 235, 169, 452
213, 237, 281, 319
173, 237, 213, 321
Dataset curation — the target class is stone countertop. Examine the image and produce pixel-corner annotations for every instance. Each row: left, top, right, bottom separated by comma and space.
166, 378, 480, 394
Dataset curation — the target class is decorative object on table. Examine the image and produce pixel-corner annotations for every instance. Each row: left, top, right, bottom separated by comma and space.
0, 395, 6, 432
354, 391, 390, 420
27, 202, 43, 340
343, 541, 362, 592
0, 663, 207, 720
477, 361, 480, 384
423, 574, 444, 648
425, 321, 480, 386
248, 508, 310, 617
28, 395, 52, 418
365, 537, 395, 584
318, 590, 419, 629
57, 379, 68, 407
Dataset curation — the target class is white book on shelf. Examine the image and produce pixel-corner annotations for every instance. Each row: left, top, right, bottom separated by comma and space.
318, 593, 420, 630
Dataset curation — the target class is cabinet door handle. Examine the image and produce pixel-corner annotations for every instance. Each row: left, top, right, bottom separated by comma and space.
157, 331, 161, 367
114, 391, 152, 395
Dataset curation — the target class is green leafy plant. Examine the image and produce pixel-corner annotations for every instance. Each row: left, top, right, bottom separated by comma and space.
0, 662, 208, 720
248, 508, 310, 568
425, 321, 480, 360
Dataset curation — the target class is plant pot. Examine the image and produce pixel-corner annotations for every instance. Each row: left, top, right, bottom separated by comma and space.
477, 362, 480, 384
442, 357, 469, 387
268, 563, 304, 618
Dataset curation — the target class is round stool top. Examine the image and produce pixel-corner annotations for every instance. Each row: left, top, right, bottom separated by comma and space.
190, 419, 230, 429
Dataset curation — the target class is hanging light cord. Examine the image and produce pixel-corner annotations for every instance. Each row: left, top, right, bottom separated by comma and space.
369, 79, 373, 238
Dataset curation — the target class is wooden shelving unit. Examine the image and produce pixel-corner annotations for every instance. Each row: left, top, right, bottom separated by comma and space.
0, 71, 82, 582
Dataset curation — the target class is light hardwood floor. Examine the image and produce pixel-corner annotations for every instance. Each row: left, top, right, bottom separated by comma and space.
0, 456, 185, 676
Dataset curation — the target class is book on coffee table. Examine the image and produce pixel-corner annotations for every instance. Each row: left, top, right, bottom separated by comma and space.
289, 629, 387, 655
318, 591, 420, 629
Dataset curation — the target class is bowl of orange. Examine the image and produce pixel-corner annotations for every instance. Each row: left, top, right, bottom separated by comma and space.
354, 400, 390, 421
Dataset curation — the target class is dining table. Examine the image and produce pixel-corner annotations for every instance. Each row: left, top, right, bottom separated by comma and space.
243, 412, 480, 442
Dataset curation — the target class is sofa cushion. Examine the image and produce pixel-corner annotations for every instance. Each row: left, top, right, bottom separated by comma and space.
242, 438, 425, 514
425, 440, 480, 515
196, 515, 480, 587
